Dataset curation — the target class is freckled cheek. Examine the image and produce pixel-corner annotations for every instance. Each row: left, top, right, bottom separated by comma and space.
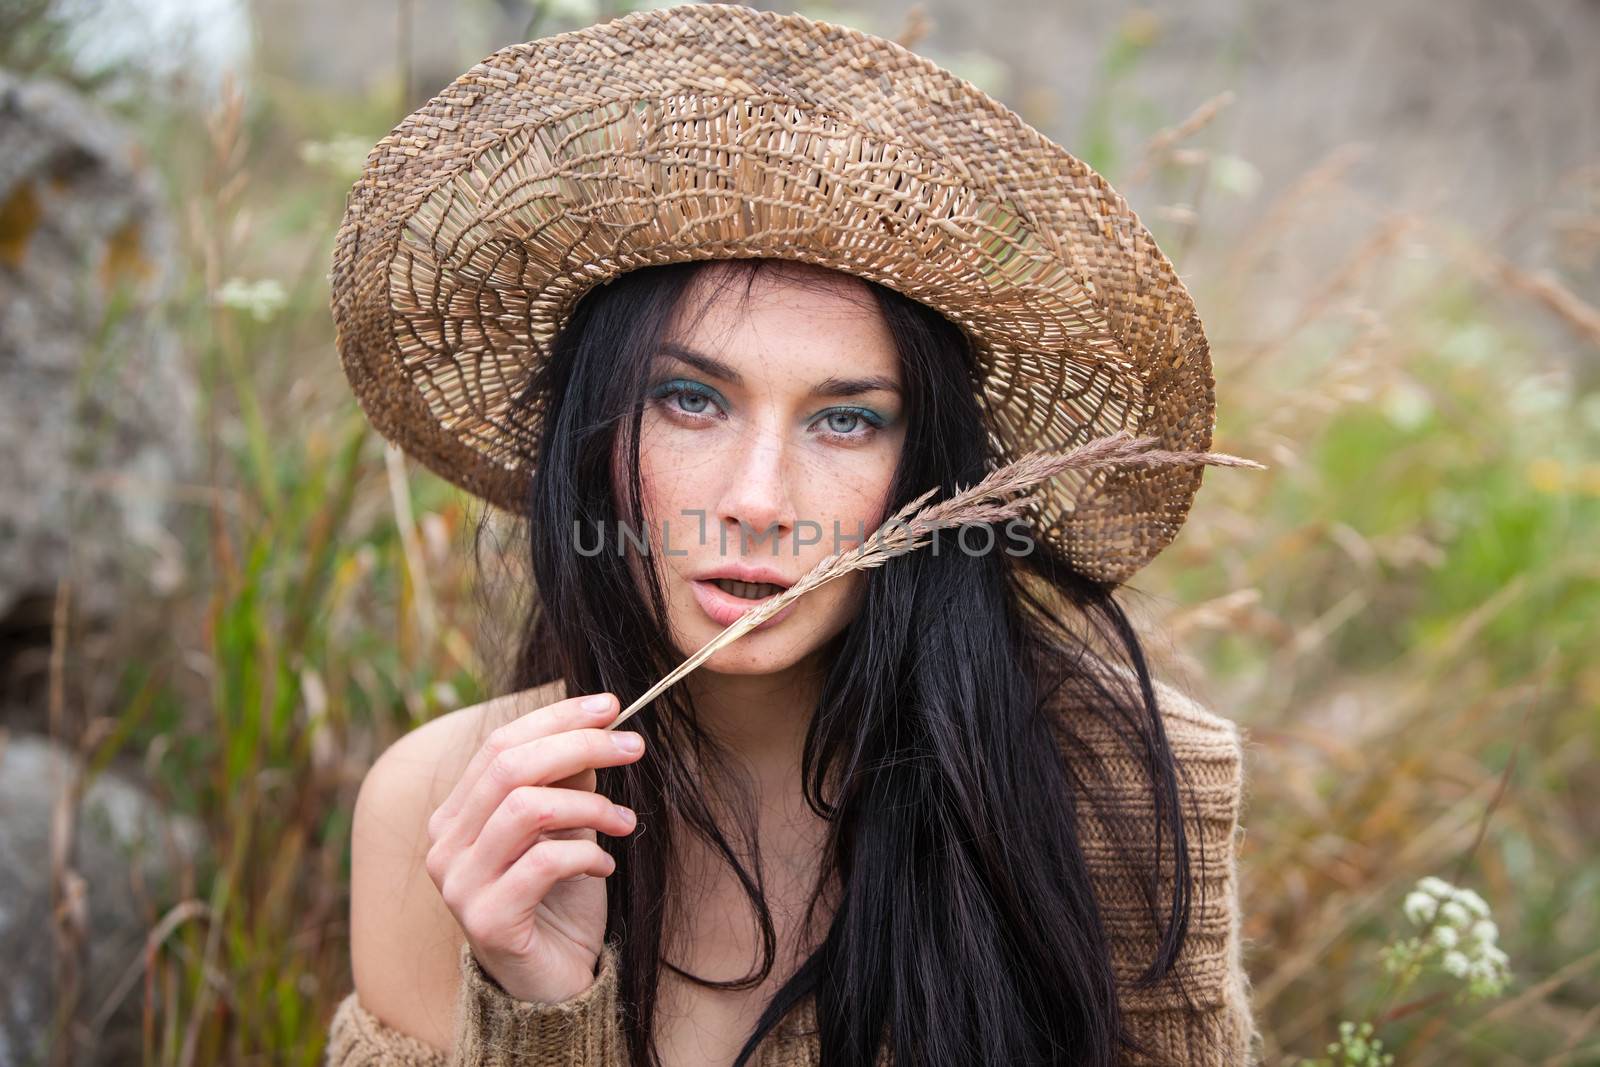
634, 421, 722, 537
797, 452, 899, 547
790, 568, 870, 645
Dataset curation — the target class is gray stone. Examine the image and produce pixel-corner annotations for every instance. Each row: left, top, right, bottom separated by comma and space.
0, 733, 204, 1067
0, 69, 194, 625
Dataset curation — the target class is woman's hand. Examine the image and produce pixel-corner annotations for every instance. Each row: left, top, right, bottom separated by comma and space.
423, 692, 645, 1004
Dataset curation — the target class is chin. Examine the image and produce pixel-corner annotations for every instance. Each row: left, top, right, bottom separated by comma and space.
668, 603, 843, 677
682, 621, 817, 675
700, 647, 800, 676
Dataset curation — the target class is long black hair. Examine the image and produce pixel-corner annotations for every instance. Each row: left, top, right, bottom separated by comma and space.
502, 257, 1198, 1067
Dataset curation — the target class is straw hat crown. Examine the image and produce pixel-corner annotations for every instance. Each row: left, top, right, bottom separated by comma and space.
329, 2, 1216, 583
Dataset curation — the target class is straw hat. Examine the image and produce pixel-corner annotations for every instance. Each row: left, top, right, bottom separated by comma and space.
329, 2, 1215, 584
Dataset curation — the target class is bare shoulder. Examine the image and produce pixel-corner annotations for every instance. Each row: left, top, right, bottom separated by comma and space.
348, 677, 569, 1051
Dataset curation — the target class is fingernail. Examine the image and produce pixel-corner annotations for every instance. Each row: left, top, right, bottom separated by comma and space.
613, 732, 643, 754
583, 694, 613, 713
613, 805, 635, 826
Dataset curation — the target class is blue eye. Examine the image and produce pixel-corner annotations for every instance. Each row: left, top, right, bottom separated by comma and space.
813, 406, 887, 441
647, 378, 889, 443
648, 378, 724, 419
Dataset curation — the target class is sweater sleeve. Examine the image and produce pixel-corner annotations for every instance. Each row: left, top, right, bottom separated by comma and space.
1056, 672, 1263, 1067
451, 941, 625, 1066
322, 942, 624, 1067
324, 993, 449, 1066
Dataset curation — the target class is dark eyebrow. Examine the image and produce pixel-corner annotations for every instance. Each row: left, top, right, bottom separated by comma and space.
655, 342, 902, 399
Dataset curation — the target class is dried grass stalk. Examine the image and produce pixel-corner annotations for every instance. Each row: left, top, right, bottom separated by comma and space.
607, 432, 1263, 729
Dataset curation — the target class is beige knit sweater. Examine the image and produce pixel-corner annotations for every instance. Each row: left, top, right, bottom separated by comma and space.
324, 676, 1259, 1066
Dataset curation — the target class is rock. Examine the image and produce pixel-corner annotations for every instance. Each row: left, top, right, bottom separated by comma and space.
0, 69, 194, 626
0, 733, 204, 1067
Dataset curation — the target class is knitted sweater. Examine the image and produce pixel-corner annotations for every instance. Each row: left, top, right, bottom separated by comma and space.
325, 676, 1259, 1066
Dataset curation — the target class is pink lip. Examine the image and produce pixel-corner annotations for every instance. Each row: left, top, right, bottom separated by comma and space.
692, 563, 795, 588
690, 577, 800, 631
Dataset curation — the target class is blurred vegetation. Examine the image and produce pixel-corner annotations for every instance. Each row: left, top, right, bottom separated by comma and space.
8, 1, 1597, 1064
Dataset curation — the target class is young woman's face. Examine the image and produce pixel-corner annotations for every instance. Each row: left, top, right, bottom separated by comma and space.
619, 263, 907, 674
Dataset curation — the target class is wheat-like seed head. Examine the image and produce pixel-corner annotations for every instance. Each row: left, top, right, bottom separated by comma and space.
606, 432, 1263, 729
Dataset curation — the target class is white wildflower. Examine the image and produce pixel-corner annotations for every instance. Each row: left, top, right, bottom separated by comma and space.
214, 277, 287, 322
1387, 876, 1514, 1003
1417, 875, 1453, 898
298, 133, 372, 177
1380, 379, 1433, 431
1307, 1019, 1395, 1067
1403, 891, 1438, 925
1210, 154, 1263, 199
1468, 957, 1512, 998
1455, 888, 1491, 919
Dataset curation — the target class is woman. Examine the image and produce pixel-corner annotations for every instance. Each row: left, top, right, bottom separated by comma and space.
324, 7, 1256, 1066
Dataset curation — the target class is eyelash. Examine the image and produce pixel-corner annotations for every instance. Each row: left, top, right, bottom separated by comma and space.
646, 379, 887, 442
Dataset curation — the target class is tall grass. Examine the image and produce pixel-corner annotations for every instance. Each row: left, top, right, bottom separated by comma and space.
17, 5, 1598, 1064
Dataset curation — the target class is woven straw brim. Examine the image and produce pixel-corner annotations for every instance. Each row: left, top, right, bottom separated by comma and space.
328, 3, 1215, 585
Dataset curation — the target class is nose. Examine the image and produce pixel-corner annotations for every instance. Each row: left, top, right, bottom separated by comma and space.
715, 424, 796, 552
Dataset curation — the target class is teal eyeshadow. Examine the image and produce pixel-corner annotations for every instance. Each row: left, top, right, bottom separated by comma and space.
649, 378, 892, 427
648, 377, 718, 399
826, 406, 888, 428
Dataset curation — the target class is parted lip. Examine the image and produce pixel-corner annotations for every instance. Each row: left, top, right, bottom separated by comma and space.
692, 564, 795, 590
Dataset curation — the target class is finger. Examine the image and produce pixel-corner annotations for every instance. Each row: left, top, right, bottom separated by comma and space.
455, 785, 636, 888
444, 692, 620, 820
473, 837, 617, 931
445, 727, 646, 851
433, 692, 620, 829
